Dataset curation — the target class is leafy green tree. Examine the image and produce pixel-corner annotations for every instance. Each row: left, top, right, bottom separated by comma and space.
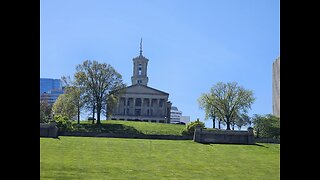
40, 100, 52, 123
54, 114, 73, 131
105, 89, 124, 119
198, 82, 255, 130
217, 117, 225, 129
198, 94, 220, 128
252, 114, 280, 139
74, 60, 125, 124
61, 76, 84, 124
235, 113, 251, 130
52, 93, 77, 120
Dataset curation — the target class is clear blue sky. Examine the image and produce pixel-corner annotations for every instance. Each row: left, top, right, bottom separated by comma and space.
40, 0, 279, 128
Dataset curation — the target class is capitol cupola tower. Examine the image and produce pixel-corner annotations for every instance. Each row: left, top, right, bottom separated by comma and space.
131, 38, 149, 86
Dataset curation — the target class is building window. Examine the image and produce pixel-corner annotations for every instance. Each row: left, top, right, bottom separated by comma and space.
137, 80, 142, 84
147, 109, 149, 116
159, 99, 164, 107
150, 109, 153, 116
135, 98, 141, 106
124, 109, 126, 115
127, 108, 129, 115
138, 64, 142, 75
127, 100, 130, 106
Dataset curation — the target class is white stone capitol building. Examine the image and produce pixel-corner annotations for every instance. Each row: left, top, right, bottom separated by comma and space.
110, 40, 172, 123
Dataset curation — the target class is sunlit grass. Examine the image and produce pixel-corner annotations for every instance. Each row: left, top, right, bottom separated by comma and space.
41, 137, 280, 179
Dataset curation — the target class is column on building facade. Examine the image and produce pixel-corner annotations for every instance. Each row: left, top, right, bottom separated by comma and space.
142, 98, 147, 116
117, 99, 121, 115
148, 98, 152, 117
124, 97, 127, 115
158, 98, 162, 117
133, 98, 136, 116
164, 99, 167, 118
155, 99, 159, 117
126, 97, 131, 115
147, 98, 151, 116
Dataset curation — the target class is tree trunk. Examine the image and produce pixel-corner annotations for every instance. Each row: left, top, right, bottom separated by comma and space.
212, 117, 215, 128
238, 125, 242, 130
77, 103, 80, 124
106, 103, 110, 121
96, 103, 101, 124
218, 121, 221, 129
232, 124, 235, 130
212, 119, 215, 128
92, 105, 95, 124
226, 117, 231, 130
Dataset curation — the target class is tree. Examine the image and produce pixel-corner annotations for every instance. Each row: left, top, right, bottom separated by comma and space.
65, 86, 82, 124
217, 117, 225, 129
52, 93, 77, 120
252, 114, 280, 139
74, 60, 125, 124
104, 88, 124, 119
40, 100, 52, 123
61, 76, 84, 124
198, 82, 255, 130
198, 94, 219, 128
235, 113, 251, 130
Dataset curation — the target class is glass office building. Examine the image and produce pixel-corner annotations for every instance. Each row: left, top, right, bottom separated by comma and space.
40, 78, 62, 94
40, 78, 64, 105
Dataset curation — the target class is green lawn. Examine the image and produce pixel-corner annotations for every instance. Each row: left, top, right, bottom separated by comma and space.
40, 137, 280, 179
70, 120, 186, 135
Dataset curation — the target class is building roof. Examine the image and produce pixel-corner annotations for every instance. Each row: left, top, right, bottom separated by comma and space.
125, 84, 169, 95
171, 106, 178, 111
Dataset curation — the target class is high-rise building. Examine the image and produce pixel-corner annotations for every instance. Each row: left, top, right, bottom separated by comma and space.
170, 106, 190, 124
272, 57, 280, 117
40, 78, 64, 105
170, 106, 182, 124
40, 78, 62, 94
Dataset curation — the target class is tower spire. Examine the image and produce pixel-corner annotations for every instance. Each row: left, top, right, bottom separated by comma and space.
140, 38, 143, 56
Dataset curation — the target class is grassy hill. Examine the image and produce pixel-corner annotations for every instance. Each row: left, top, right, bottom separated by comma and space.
69, 120, 186, 136
40, 137, 280, 179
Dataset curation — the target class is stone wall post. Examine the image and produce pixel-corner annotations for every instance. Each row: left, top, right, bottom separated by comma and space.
193, 125, 202, 142
247, 127, 255, 144
48, 121, 58, 138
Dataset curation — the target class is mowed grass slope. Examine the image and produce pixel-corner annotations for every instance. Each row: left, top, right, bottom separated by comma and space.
72, 120, 186, 135
40, 137, 280, 179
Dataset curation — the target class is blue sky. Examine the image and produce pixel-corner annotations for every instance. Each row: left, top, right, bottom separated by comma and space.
40, 0, 280, 128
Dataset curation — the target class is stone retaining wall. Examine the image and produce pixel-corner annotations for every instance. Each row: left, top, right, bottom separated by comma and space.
59, 131, 192, 140
193, 126, 255, 144
40, 122, 58, 138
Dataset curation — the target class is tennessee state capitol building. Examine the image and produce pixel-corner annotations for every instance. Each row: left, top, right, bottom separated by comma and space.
110, 39, 172, 123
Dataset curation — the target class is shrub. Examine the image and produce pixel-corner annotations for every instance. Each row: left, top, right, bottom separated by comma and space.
181, 118, 205, 136
54, 115, 73, 131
